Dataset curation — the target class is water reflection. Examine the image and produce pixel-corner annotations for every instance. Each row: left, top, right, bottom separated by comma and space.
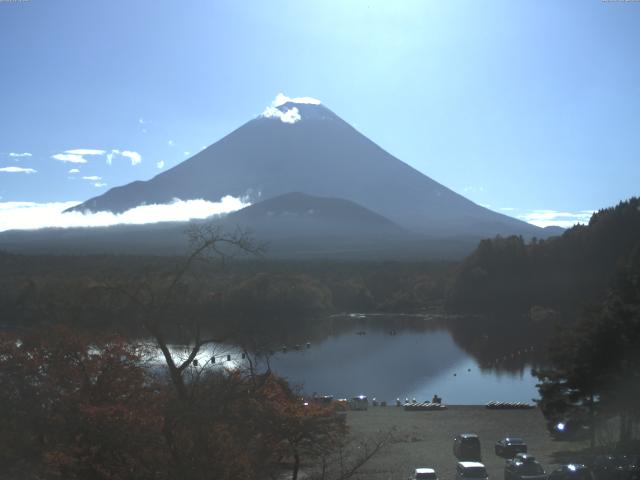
152, 314, 544, 405
266, 324, 540, 405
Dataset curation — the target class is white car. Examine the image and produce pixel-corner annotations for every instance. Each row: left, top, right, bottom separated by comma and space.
456, 462, 489, 480
411, 468, 438, 480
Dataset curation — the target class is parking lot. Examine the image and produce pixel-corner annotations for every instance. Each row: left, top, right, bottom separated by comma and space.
345, 405, 588, 480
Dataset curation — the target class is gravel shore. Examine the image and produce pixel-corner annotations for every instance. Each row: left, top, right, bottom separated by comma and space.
345, 405, 587, 480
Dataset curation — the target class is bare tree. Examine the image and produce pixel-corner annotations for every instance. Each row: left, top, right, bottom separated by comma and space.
310, 430, 393, 480
105, 223, 262, 400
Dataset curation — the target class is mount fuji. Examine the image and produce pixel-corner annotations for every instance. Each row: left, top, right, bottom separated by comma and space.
66, 98, 542, 238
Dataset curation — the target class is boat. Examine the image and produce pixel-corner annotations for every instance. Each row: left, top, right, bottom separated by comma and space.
403, 402, 447, 411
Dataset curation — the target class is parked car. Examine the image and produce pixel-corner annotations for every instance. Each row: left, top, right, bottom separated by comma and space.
348, 395, 368, 411
411, 467, 438, 480
495, 437, 528, 458
505, 454, 547, 480
454, 433, 482, 461
456, 462, 489, 480
624, 455, 640, 480
548, 464, 592, 480
591, 455, 640, 480
592, 455, 627, 480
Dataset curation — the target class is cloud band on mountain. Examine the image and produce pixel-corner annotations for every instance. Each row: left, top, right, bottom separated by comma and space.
0, 196, 250, 232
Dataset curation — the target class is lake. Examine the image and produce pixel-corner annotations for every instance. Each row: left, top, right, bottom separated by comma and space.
268, 326, 539, 405
159, 314, 541, 405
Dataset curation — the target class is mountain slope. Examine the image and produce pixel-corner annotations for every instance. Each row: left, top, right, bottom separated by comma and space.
68, 101, 542, 237
1, 193, 484, 259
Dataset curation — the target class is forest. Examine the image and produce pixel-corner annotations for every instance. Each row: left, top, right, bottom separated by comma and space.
447, 197, 640, 317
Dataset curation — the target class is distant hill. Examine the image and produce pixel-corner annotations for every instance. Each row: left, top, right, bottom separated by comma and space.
226, 192, 403, 237
447, 197, 640, 313
66, 100, 545, 238
542, 225, 566, 236
0, 193, 485, 259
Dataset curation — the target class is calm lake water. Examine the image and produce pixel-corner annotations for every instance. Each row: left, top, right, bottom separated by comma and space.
268, 329, 539, 405
161, 316, 541, 405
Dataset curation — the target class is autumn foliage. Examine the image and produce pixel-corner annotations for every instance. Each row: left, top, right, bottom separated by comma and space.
0, 327, 166, 479
0, 327, 348, 480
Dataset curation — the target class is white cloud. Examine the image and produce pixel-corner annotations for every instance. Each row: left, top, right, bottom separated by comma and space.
168, 140, 175, 147
280, 107, 301, 124
272, 93, 321, 107
156, 160, 165, 169
52, 153, 87, 164
94, 182, 107, 188
68, 168, 80, 174
184, 151, 190, 156
260, 93, 320, 124
82, 175, 102, 181
138, 117, 145, 125
262, 105, 302, 124
121, 150, 141, 166
65, 149, 106, 156
54, 148, 141, 166
105, 149, 141, 166
9, 152, 32, 158
0, 196, 250, 232
53, 149, 106, 164
0, 166, 37, 174
518, 210, 594, 228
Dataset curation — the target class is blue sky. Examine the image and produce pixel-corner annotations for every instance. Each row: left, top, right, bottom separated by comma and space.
1, 0, 639, 228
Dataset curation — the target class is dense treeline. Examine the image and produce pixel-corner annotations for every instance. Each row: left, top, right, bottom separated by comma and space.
0, 252, 454, 336
447, 197, 640, 315
535, 247, 640, 446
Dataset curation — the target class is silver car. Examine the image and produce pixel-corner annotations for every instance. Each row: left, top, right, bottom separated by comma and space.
411, 468, 439, 480
457, 462, 489, 480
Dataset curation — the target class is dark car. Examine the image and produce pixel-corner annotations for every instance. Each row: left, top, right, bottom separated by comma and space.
495, 437, 528, 458
592, 455, 640, 480
548, 464, 592, 480
625, 455, 640, 480
454, 433, 482, 461
505, 454, 546, 480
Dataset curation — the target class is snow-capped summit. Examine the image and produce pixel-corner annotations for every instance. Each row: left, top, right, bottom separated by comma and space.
261, 94, 327, 124
272, 93, 321, 106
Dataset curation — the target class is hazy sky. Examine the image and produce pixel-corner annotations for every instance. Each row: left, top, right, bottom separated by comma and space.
1, 0, 638, 227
